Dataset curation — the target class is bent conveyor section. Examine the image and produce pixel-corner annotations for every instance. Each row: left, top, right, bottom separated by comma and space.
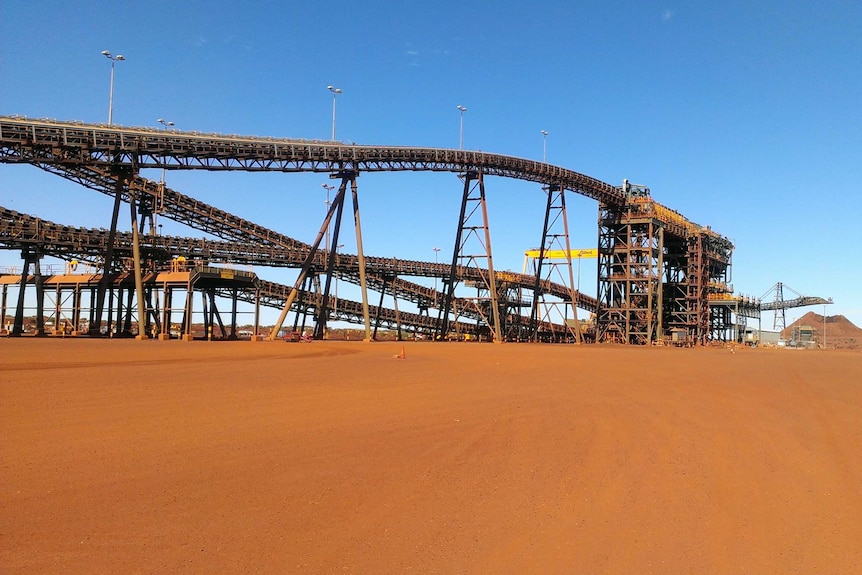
0, 116, 626, 207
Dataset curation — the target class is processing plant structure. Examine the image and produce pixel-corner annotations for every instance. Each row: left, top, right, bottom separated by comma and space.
0, 116, 829, 345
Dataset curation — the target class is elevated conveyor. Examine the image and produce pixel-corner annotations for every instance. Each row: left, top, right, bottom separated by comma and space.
0, 116, 626, 206
1, 116, 735, 344
0, 207, 578, 337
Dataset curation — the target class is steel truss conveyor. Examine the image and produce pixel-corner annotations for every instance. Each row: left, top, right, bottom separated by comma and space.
0, 116, 735, 345
0, 207, 574, 338
3, 158, 596, 330
0, 116, 605, 340
0, 116, 625, 206
0, 267, 479, 339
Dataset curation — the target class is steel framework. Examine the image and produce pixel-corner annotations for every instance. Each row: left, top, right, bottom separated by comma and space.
596, 187, 664, 344
595, 182, 734, 345
0, 206, 595, 337
529, 184, 582, 343
0, 116, 737, 345
438, 171, 502, 342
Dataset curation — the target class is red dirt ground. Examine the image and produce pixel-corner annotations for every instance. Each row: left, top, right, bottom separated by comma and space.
2, 339, 861, 574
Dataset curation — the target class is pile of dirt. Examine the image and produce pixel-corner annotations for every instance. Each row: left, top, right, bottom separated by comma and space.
782, 312, 861, 349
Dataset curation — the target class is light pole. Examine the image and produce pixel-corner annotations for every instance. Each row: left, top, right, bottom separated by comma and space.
541, 130, 548, 162
154, 118, 174, 232
157, 118, 173, 184
327, 85, 342, 140
321, 183, 334, 250
433, 247, 441, 293
457, 105, 467, 149
101, 50, 125, 125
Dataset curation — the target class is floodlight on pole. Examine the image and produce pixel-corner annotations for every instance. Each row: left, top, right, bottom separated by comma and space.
457, 105, 467, 149
101, 50, 125, 125
155, 118, 174, 227
327, 85, 342, 140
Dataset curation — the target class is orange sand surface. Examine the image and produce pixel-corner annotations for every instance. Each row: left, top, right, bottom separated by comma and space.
2, 339, 861, 574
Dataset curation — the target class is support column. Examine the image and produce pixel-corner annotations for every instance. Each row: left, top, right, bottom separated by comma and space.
229, 288, 238, 340
160, 283, 172, 340
203, 289, 211, 340
596, 192, 663, 345
11, 249, 33, 336
91, 166, 133, 336
252, 286, 262, 341
686, 233, 709, 345
350, 176, 372, 342
183, 277, 194, 341
393, 289, 403, 341
72, 282, 82, 335
268, 178, 348, 340
129, 192, 148, 340
529, 184, 582, 344
313, 177, 348, 340
560, 192, 583, 344
1, 283, 8, 334
437, 170, 502, 343
31, 256, 46, 336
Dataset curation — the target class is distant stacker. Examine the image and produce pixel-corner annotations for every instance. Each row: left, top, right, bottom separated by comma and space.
522, 248, 597, 274
760, 282, 832, 331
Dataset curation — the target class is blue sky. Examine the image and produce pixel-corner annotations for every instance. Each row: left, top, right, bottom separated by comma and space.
1, 0, 860, 330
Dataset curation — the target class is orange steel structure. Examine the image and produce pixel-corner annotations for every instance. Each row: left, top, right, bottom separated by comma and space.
1, 116, 739, 344
597, 181, 734, 345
